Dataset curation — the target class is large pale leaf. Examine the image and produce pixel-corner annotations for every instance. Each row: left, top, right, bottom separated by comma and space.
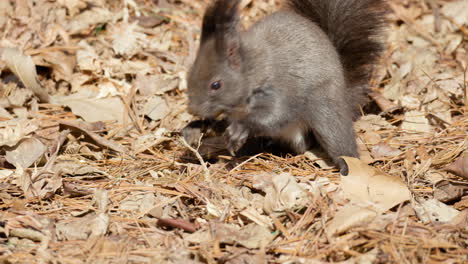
327, 157, 411, 235
52, 92, 129, 124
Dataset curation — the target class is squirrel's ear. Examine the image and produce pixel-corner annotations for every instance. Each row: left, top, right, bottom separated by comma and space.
201, 0, 242, 68
218, 31, 241, 69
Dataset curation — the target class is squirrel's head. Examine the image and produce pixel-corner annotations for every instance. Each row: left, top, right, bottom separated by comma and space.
187, 0, 248, 119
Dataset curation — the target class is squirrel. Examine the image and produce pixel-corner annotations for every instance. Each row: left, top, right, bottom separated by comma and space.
186, 0, 387, 174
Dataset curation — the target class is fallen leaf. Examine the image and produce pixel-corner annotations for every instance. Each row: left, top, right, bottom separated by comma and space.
436, 75, 464, 97
92, 189, 109, 213
33, 51, 77, 81
444, 153, 468, 180
137, 15, 168, 28
224, 251, 260, 264
233, 223, 274, 249
356, 136, 374, 164
0, 0, 13, 28
52, 91, 129, 124
327, 204, 378, 236
115, 60, 154, 75
4, 88, 34, 107
58, 120, 126, 153
4, 212, 48, 232
413, 198, 460, 224
21, 169, 62, 200
453, 197, 468, 211
120, 192, 156, 214
8, 228, 47, 242
134, 74, 179, 96
434, 180, 467, 203
354, 115, 394, 133
0, 107, 13, 119
55, 190, 109, 240
0, 119, 38, 147
111, 23, 147, 57
131, 128, 170, 154
327, 157, 411, 235
302, 177, 338, 197
426, 171, 446, 184
400, 95, 421, 110
5, 138, 46, 168
447, 209, 467, 228
441, 0, 468, 26
371, 142, 402, 159
144, 96, 170, 121
401, 110, 431, 133
361, 131, 382, 145
369, 91, 399, 113
0, 48, 50, 103
54, 161, 108, 178
76, 40, 101, 72
63, 182, 95, 198
185, 223, 273, 249
57, 0, 86, 16
66, 8, 112, 34
253, 173, 308, 214
304, 151, 333, 169
12, 107, 29, 119
240, 207, 273, 229
4, 212, 50, 242
55, 212, 109, 241
0, 169, 14, 179
340, 157, 411, 212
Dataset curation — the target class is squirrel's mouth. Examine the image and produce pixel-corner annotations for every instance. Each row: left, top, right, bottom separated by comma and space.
188, 103, 224, 120
205, 110, 225, 120
188, 100, 248, 121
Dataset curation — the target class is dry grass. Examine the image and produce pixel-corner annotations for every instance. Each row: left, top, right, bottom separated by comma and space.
0, 0, 467, 263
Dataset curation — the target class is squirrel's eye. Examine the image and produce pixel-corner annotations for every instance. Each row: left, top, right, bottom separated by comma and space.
210, 80, 222, 91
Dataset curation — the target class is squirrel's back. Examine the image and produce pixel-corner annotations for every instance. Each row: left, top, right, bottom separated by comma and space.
287, 0, 388, 107
236, 11, 347, 129
242, 10, 347, 100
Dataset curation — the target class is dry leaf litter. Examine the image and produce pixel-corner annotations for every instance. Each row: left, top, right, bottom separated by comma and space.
0, 0, 467, 263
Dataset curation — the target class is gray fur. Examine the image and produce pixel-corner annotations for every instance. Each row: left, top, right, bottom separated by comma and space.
187, 0, 387, 173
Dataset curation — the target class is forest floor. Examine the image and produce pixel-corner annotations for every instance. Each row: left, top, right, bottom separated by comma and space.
0, 0, 467, 263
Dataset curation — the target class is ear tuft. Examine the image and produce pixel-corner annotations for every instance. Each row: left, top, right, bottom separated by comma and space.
201, 0, 241, 41
201, 0, 242, 69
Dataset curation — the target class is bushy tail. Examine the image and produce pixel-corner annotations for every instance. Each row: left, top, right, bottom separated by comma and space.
288, 0, 387, 96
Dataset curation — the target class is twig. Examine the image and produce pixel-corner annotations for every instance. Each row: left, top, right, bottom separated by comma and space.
229, 153, 262, 172
464, 65, 467, 108
59, 120, 126, 153
427, 0, 441, 33
157, 218, 200, 233
179, 136, 210, 180
33, 129, 70, 181
119, 92, 144, 134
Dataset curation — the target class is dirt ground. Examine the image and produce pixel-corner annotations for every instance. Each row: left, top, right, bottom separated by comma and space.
0, 0, 467, 263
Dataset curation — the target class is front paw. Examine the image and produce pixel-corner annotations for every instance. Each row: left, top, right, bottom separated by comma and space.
226, 122, 249, 155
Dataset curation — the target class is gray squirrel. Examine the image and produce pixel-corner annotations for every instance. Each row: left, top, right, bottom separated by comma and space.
186, 0, 387, 174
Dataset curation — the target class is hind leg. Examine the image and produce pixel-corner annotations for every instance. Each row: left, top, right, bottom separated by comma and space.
277, 123, 308, 154
305, 99, 359, 175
